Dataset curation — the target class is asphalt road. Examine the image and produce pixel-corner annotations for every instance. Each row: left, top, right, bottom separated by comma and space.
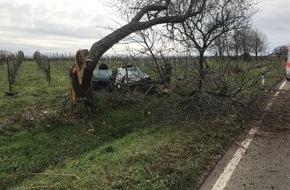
199, 81, 290, 190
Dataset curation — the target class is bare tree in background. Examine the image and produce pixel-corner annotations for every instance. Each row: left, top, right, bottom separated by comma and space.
70, 0, 206, 109
228, 29, 242, 58
249, 28, 268, 59
173, 0, 256, 89
211, 33, 231, 59
240, 28, 255, 61
211, 27, 268, 60
272, 45, 288, 60
224, 28, 268, 60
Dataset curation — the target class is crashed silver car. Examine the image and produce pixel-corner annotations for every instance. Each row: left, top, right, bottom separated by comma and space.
92, 65, 151, 91
114, 66, 150, 89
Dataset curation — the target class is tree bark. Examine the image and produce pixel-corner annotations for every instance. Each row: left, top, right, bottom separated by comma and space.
198, 50, 206, 90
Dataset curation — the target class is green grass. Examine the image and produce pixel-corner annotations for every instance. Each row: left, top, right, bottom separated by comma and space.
0, 61, 71, 120
2, 118, 240, 190
0, 59, 285, 190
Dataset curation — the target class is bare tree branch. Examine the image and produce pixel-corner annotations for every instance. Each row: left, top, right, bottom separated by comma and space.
89, 0, 206, 64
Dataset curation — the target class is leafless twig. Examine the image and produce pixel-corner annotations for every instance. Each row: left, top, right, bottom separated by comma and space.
32, 172, 80, 180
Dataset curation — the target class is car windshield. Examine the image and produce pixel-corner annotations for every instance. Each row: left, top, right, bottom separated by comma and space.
116, 67, 147, 80
93, 69, 112, 79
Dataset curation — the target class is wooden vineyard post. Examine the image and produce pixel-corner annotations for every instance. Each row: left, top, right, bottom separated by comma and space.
7, 59, 12, 93
5, 59, 16, 95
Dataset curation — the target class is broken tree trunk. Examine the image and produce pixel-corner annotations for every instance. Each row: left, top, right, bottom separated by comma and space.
69, 49, 95, 109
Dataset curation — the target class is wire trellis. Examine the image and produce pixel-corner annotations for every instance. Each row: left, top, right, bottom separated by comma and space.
33, 51, 51, 83
1, 50, 25, 94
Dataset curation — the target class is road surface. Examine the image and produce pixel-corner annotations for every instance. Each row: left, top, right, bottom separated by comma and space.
200, 81, 290, 190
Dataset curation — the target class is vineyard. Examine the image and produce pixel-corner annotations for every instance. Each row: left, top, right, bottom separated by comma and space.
0, 50, 286, 189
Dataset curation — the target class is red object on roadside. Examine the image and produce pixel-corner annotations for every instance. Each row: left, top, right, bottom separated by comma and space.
287, 62, 290, 68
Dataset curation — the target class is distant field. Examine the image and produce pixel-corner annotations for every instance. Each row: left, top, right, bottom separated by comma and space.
0, 59, 285, 189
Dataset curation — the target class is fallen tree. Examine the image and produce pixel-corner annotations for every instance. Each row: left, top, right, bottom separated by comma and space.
70, 0, 206, 110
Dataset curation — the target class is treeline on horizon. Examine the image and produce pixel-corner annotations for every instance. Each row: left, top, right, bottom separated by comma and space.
0, 45, 289, 64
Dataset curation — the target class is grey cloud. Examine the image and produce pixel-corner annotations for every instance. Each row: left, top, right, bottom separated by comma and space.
252, 0, 290, 50
1, 0, 109, 39
3, 0, 288, 55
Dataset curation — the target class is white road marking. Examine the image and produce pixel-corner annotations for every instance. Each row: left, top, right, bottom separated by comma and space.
211, 80, 287, 190
211, 127, 259, 190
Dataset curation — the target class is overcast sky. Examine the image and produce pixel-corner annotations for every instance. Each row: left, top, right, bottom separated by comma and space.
0, 0, 289, 56
252, 0, 290, 53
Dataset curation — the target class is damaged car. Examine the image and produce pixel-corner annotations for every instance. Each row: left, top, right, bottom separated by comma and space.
92, 64, 151, 92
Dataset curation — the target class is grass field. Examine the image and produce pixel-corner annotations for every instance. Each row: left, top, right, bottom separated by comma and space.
0, 59, 285, 189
